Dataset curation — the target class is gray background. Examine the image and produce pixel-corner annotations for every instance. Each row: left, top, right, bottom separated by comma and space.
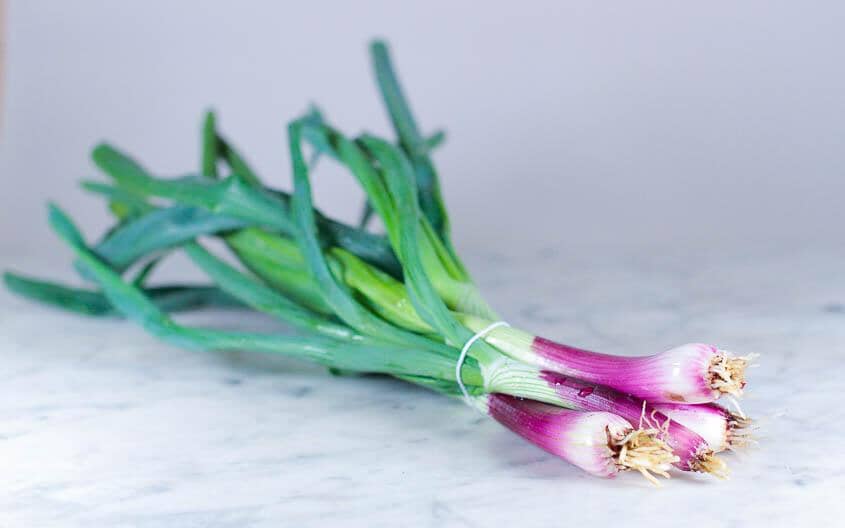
0, 5, 843, 524
1, 1, 843, 261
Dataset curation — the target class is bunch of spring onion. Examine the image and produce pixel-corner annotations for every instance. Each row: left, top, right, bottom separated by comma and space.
4, 41, 755, 485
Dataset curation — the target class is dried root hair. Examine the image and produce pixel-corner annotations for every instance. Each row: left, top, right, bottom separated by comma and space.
708, 352, 758, 397
609, 426, 678, 487
689, 448, 730, 479
725, 410, 756, 451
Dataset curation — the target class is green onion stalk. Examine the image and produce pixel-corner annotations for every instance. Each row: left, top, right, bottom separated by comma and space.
110, 41, 754, 409
8, 202, 679, 482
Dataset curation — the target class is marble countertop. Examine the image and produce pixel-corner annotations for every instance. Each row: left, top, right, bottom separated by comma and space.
1, 247, 843, 527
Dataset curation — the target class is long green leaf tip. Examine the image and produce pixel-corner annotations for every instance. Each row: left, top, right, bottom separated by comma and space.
91, 143, 151, 184
204, 109, 262, 187
48, 203, 86, 248
202, 110, 219, 178
4, 271, 114, 315
48, 203, 169, 326
369, 40, 451, 242
3, 272, 243, 316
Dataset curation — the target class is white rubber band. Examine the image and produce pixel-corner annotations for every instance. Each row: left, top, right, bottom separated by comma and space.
456, 321, 510, 405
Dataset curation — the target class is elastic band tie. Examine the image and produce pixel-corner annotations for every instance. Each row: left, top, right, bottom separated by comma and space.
456, 321, 510, 405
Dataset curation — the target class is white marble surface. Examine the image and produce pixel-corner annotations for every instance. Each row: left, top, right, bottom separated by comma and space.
1, 246, 843, 527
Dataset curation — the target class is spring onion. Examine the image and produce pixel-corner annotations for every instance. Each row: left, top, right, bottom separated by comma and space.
538, 371, 729, 477
460, 326, 753, 404
653, 402, 754, 453
3, 39, 755, 484
477, 394, 677, 484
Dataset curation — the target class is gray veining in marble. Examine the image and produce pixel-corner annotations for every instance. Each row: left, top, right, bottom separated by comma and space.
1, 247, 843, 527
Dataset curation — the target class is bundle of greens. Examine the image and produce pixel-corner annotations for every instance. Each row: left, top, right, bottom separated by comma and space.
5, 41, 754, 485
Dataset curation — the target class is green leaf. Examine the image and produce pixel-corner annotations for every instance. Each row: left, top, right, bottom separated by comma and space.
357, 136, 500, 364
369, 42, 449, 236
81, 181, 154, 217
93, 205, 248, 273
396, 374, 472, 398
316, 211, 401, 278
91, 143, 152, 186
4, 272, 244, 316
299, 122, 401, 245
358, 201, 375, 229
49, 204, 169, 324
225, 228, 333, 314
288, 119, 451, 355
424, 130, 446, 153
329, 247, 430, 333
357, 129, 445, 230
181, 240, 352, 339
91, 143, 401, 276
95, 152, 292, 232
300, 118, 490, 316
48, 203, 86, 248
131, 258, 160, 286
41, 206, 479, 383
4, 272, 115, 315
204, 109, 263, 187
201, 110, 219, 179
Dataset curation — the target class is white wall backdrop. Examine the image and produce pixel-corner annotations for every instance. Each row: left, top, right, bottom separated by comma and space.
2, 1, 844, 261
